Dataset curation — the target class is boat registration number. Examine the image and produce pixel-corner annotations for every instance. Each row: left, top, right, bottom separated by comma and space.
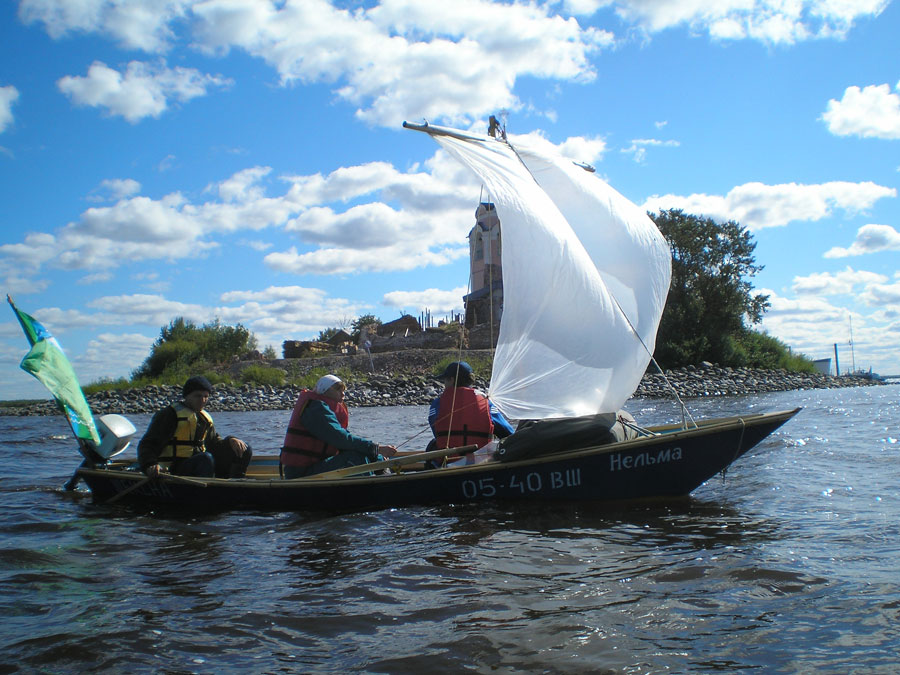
461, 468, 582, 499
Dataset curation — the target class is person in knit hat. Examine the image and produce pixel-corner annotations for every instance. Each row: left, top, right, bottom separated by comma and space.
138, 375, 252, 479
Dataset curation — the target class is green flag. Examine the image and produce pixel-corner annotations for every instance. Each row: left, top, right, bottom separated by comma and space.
7, 296, 101, 446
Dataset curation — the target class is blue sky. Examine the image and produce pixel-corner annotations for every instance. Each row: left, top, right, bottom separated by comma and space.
2, 0, 899, 401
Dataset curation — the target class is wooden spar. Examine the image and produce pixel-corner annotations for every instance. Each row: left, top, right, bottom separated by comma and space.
105, 476, 151, 504
402, 121, 492, 142
300, 444, 480, 481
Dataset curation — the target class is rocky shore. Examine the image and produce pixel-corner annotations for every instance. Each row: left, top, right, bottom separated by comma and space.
1, 358, 886, 418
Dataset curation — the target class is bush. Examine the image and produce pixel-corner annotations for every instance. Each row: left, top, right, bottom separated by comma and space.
132, 317, 257, 380
728, 330, 817, 372
432, 354, 494, 381
240, 365, 286, 387
287, 366, 355, 390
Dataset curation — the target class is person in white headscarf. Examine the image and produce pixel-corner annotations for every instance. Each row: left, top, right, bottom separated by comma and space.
279, 374, 396, 479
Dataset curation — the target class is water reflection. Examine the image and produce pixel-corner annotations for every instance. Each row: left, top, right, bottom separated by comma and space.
2, 386, 900, 672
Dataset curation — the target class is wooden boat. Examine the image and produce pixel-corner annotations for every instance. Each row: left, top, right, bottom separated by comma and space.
9, 120, 800, 511
76, 409, 799, 509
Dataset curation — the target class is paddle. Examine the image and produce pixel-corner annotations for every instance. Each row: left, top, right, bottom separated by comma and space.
163, 473, 210, 486
302, 444, 480, 480
105, 476, 150, 504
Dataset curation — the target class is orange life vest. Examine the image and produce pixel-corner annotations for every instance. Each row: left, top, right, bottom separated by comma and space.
433, 387, 493, 450
280, 390, 350, 469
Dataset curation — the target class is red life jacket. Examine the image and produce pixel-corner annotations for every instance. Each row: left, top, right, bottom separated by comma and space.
433, 387, 494, 450
280, 390, 350, 469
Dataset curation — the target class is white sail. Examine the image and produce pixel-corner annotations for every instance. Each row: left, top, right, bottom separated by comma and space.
407, 123, 671, 419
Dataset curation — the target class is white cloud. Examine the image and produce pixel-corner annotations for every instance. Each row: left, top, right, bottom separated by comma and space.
214, 285, 372, 344
514, 131, 609, 165
1, 149, 477, 281
822, 81, 900, 139
760, 286, 899, 372
0, 85, 20, 133
824, 224, 900, 257
190, 0, 612, 126
860, 279, 900, 306
244, 240, 273, 252
0, 232, 60, 272
18, 0, 191, 52
95, 178, 142, 201
87, 293, 210, 326
563, 0, 611, 15
621, 137, 680, 163
77, 271, 113, 285
75, 332, 156, 384
643, 180, 896, 230
158, 154, 176, 171
264, 243, 468, 276
791, 266, 888, 296
383, 287, 468, 314
610, 0, 889, 44
58, 60, 232, 123
20, 0, 890, 133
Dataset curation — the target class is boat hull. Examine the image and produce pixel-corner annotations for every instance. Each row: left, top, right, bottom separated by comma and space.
77, 409, 799, 511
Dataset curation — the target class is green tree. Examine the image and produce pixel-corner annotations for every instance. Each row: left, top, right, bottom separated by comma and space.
317, 327, 340, 342
350, 314, 381, 341
132, 317, 257, 380
651, 209, 770, 368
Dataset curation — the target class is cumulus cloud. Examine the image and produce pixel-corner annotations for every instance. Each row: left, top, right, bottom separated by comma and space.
75, 332, 156, 383
860, 279, 900, 306
189, 0, 613, 126
264, 243, 468, 276
609, 0, 889, 44
91, 178, 141, 202
760, 270, 900, 372
510, 130, 608, 165
643, 180, 896, 231
0, 144, 480, 280
0, 85, 20, 133
383, 287, 468, 314
86, 293, 207, 323
621, 137, 680, 163
77, 271, 114, 285
0, 232, 60, 273
822, 81, 900, 139
21, 0, 889, 130
824, 224, 900, 257
215, 285, 371, 344
791, 267, 888, 296
58, 60, 232, 123
18, 0, 191, 52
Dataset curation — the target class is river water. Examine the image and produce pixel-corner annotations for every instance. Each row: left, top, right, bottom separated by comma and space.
0, 385, 898, 673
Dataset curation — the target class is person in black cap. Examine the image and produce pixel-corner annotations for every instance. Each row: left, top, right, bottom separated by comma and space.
137, 375, 252, 479
427, 361, 514, 460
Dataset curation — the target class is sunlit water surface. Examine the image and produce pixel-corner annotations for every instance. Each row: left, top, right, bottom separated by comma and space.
1, 385, 898, 673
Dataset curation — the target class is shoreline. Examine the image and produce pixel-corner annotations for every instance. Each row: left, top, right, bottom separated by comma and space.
1, 361, 887, 418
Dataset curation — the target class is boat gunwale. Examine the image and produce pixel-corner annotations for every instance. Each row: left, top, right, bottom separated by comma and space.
76, 408, 800, 490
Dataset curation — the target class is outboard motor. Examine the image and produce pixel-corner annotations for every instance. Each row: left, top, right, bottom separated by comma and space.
88, 414, 138, 460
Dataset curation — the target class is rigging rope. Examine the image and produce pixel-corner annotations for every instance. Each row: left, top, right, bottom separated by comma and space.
501, 133, 696, 428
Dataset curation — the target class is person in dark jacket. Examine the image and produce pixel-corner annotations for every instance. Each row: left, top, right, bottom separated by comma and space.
280, 374, 397, 479
138, 376, 252, 479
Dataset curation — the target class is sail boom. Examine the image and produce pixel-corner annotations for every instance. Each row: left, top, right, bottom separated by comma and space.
402, 121, 493, 143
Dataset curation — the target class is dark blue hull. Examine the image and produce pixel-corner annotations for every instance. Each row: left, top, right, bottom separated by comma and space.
78, 409, 799, 511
